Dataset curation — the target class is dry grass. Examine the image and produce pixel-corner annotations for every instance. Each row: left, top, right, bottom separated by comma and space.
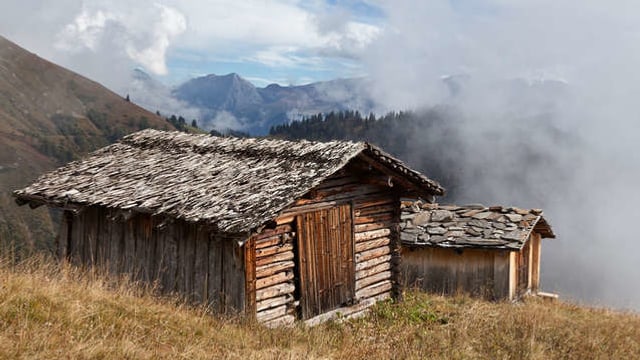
1, 256, 638, 359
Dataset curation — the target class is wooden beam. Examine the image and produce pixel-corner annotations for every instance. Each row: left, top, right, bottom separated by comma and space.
256, 271, 294, 290
356, 153, 436, 198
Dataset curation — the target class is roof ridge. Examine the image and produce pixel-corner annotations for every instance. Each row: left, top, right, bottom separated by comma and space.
121, 129, 367, 162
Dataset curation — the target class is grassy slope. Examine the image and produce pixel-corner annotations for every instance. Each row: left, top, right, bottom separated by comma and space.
0, 257, 638, 359
0, 36, 175, 252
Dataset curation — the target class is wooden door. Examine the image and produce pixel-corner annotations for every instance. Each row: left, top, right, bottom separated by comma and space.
296, 204, 354, 319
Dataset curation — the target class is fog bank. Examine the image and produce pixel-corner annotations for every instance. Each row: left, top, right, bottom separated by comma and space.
363, 1, 640, 309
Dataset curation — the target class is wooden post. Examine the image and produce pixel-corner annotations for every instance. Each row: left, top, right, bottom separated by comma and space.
244, 236, 257, 317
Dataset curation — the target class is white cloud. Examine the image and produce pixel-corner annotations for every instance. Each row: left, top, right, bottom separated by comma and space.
55, 2, 186, 76
164, 0, 380, 67
56, 8, 117, 52
125, 4, 186, 75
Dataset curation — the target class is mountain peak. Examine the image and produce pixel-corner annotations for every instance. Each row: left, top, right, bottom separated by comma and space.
173, 72, 262, 110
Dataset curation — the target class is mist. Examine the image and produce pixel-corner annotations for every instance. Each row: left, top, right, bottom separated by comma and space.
362, 1, 640, 309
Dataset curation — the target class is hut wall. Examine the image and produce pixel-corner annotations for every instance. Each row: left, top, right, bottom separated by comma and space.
60, 206, 246, 313
250, 217, 297, 327
530, 233, 542, 291
511, 234, 540, 298
250, 161, 403, 324
400, 247, 512, 300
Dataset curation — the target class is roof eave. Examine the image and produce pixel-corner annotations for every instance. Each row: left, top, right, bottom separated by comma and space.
358, 144, 445, 197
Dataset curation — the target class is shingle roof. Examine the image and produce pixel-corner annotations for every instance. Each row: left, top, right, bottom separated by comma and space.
400, 202, 554, 250
14, 129, 443, 233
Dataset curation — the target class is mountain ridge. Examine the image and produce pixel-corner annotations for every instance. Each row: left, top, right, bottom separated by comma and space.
126, 69, 375, 135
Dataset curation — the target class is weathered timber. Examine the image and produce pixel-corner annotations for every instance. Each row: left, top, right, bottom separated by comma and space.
312, 175, 358, 190
183, 224, 196, 300
353, 197, 395, 209
356, 271, 392, 290
256, 271, 294, 290
161, 224, 178, 292
253, 225, 293, 240
356, 261, 392, 280
354, 228, 391, 242
357, 152, 440, 198
254, 235, 287, 250
151, 224, 164, 281
256, 294, 294, 312
123, 218, 135, 276
275, 215, 295, 225
96, 212, 110, 268
355, 280, 392, 300
401, 247, 503, 300
207, 236, 223, 310
108, 216, 123, 275
256, 282, 296, 302
354, 221, 394, 233
355, 237, 391, 253
255, 260, 295, 279
221, 239, 245, 312
256, 304, 290, 322
316, 186, 385, 203
255, 251, 294, 267
193, 227, 209, 303
355, 204, 396, 217
356, 254, 392, 272
84, 207, 98, 266
244, 237, 257, 315
283, 201, 338, 214
354, 213, 394, 225
255, 243, 294, 258
355, 246, 391, 262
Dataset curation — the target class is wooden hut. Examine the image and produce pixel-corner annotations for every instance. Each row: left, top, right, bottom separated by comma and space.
399, 202, 554, 300
13, 129, 444, 326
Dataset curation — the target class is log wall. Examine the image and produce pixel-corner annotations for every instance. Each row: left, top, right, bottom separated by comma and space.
252, 160, 404, 324
60, 206, 246, 313
251, 220, 297, 327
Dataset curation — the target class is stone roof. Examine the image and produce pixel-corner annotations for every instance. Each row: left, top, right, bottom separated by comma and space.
400, 202, 555, 250
14, 129, 443, 233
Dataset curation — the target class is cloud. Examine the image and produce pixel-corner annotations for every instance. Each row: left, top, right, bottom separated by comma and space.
207, 110, 245, 132
163, 0, 380, 72
55, 2, 186, 76
363, 0, 640, 309
125, 4, 186, 75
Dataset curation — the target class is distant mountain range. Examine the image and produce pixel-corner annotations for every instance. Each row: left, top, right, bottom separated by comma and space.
0, 35, 174, 252
127, 70, 571, 136
127, 70, 376, 135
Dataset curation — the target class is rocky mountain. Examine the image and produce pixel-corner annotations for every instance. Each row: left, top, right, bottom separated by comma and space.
169, 73, 375, 135
0, 35, 174, 253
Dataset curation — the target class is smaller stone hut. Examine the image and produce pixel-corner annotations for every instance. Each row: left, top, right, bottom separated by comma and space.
400, 202, 555, 300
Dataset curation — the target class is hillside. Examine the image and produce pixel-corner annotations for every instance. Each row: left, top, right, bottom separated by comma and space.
1, 256, 638, 359
0, 35, 174, 253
